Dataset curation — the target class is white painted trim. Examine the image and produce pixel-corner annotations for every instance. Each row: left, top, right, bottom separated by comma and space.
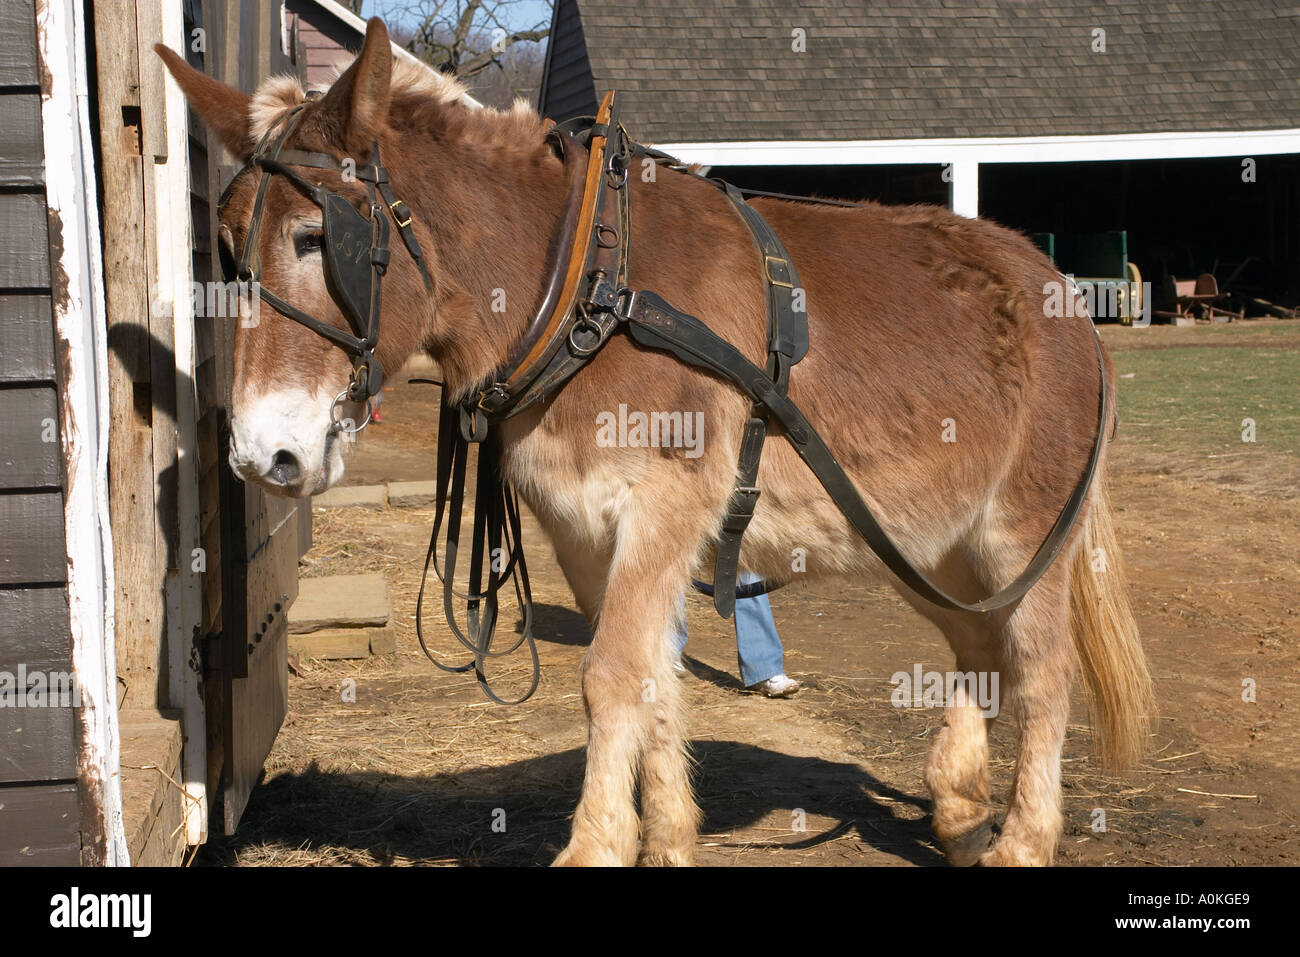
156, 8, 209, 849
948, 158, 978, 219
652, 128, 1300, 167
34, 0, 127, 865
304, 0, 483, 109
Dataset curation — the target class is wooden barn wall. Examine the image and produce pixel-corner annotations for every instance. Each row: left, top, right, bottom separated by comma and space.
286, 0, 363, 88
86, 0, 306, 855
0, 0, 82, 865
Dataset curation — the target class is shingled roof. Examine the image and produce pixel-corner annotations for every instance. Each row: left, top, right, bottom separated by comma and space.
539, 0, 1300, 142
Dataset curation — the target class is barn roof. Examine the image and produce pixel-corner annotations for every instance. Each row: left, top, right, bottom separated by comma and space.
539, 0, 1300, 142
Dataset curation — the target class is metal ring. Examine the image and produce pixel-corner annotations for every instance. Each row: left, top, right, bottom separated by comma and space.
567, 316, 606, 357
329, 390, 373, 434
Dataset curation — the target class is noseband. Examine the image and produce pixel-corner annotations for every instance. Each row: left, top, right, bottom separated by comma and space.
219, 99, 433, 432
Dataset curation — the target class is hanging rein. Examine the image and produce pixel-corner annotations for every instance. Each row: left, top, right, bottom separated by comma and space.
227, 91, 1110, 705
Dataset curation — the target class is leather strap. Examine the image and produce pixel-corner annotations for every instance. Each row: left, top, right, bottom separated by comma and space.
621, 290, 1110, 614
707, 184, 808, 616
414, 400, 540, 704
475, 92, 625, 421
721, 183, 808, 365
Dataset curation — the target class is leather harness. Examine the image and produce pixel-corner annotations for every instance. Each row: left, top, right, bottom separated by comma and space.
228, 91, 1110, 704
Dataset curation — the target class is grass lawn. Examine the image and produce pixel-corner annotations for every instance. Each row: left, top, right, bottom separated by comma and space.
1093, 322, 1300, 494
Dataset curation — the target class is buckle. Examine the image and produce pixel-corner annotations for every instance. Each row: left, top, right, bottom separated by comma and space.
614, 287, 638, 319
764, 255, 794, 289
476, 383, 509, 413
389, 198, 412, 228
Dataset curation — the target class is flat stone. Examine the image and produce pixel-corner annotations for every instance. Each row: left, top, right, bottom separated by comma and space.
288, 629, 372, 660
387, 480, 438, 507
313, 484, 387, 509
289, 574, 390, 633
369, 623, 397, 656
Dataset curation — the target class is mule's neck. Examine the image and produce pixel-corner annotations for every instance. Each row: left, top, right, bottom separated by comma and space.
397, 130, 573, 400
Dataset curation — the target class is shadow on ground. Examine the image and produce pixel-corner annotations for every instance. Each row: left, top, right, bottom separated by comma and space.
198, 740, 939, 866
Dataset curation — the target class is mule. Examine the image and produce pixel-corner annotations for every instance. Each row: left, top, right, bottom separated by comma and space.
158, 18, 1154, 866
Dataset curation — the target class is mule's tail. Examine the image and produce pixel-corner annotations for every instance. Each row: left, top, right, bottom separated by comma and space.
1069, 479, 1154, 770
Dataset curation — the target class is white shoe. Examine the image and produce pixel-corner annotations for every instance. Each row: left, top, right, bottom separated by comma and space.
747, 674, 801, 698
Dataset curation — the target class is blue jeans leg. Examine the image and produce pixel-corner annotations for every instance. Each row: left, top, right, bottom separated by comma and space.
734, 571, 785, 687
672, 591, 688, 657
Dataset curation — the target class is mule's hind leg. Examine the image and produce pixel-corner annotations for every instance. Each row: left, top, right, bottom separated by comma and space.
899, 556, 1001, 865
981, 562, 1075, 866
928, 620, 1001, 865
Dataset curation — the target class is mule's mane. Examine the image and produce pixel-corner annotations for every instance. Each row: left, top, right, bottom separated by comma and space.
248, 58, 548, 155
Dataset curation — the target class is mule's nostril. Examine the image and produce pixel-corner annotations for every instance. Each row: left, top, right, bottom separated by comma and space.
268, 449, 302, 487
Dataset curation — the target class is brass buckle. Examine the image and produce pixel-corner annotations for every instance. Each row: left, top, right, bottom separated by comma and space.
477, 383, 508, 413
389, 198, 412, 229
764, 255, 794, 289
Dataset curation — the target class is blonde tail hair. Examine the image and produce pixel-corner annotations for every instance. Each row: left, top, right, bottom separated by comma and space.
1069, 479, 1155, 769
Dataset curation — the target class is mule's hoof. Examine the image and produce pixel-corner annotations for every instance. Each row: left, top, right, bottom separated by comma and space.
636, 848, 694, 867
940, 818, 994, 867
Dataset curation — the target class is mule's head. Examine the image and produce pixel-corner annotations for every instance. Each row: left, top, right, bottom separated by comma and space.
157, 20, 436, 496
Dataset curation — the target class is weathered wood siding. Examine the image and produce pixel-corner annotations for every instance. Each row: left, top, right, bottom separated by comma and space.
286, 0, 363, 88
0, 0, 81, 866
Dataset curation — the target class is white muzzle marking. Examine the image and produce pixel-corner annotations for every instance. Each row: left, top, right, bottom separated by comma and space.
229, 387, 345, 497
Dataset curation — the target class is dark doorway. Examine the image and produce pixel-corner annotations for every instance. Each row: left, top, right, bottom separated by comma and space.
980, 155, 1300, 306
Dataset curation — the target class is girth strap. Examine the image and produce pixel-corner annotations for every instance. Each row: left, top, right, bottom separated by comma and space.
621, 290, 1110, 614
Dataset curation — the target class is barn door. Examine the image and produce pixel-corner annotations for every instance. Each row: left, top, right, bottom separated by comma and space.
215, 413, 310, 834
186, 0, 307, 838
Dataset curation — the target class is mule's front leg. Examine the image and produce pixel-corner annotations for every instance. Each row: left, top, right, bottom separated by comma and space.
553, 521, 699, 866
636, 595, 700, 865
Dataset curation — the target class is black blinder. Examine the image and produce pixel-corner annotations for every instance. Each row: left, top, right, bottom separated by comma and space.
321, 192, 376, 339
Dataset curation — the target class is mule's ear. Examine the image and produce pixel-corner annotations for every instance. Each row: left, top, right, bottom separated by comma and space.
154, 44, 252, 158
316, 17, 392, 155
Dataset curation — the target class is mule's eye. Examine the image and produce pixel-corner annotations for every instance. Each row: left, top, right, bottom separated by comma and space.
294, 227, 324, 256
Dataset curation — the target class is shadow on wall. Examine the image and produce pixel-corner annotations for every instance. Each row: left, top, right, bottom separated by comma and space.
105, 322, 196, 709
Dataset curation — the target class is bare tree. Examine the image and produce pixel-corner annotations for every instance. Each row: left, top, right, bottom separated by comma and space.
375, 0, 551, 108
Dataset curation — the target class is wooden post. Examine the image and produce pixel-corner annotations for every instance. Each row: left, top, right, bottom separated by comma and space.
93, 0, 164, 713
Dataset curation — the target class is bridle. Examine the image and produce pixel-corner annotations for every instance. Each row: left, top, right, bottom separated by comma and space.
218, 97, 433, 433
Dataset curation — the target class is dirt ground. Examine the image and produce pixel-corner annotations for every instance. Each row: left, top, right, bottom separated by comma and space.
202, 322, 1299, 866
